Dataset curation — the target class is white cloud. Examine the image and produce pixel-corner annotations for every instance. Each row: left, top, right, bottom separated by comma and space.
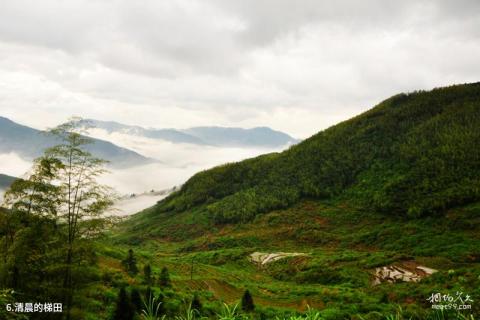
1, 0, 479, 209
0, 153, 32, 177
87, 128, 286, 194
0, 0, 479, 138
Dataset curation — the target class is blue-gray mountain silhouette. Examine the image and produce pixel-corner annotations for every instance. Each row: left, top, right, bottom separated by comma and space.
0, 117, 154, 168
0, 173, 17, 190
80, 119, 298, 148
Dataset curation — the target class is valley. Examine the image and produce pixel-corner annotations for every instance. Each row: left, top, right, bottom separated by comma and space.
97, 83, 480, 319
1, 83, 479, 319
98, 199, 480, 319
1, 2, 479, 319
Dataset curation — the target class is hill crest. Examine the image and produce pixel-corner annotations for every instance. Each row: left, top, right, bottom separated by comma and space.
143, 82, 480, 226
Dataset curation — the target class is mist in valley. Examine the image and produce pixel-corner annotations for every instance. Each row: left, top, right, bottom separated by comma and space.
0, 129, 289, 214
86, 128, 287, 194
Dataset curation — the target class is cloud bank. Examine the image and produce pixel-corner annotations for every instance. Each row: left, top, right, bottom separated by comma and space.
0, 0, 479, 137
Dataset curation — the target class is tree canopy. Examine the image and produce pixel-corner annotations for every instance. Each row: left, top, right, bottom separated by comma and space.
146, 83, 480, 224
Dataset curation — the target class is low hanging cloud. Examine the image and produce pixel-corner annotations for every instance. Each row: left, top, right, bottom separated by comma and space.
0, 152, 34, 201
0, 0, 479, 138
0, 128, 286, 200
88, 128, 286, 194
1, 0, 479, 213
0, 152, 33, 178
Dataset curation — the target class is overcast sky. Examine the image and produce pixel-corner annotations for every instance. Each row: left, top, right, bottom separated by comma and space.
0, 0, 479, 138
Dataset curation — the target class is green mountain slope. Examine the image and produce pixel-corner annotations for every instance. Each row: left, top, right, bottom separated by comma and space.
0, 173, 17, 190
107, 83, 480, 318
112, 199, 480, 317
142, 83, 480, 226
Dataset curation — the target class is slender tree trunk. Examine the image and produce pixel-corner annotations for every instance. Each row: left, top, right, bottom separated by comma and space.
63, 246, 73, 320
63, 149, 73, 320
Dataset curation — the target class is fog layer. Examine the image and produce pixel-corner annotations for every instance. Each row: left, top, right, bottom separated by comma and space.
0, 130, 287, 200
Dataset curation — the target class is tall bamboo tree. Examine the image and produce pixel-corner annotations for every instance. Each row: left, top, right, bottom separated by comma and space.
47, 119, 114, 319
1, 118, 114, 319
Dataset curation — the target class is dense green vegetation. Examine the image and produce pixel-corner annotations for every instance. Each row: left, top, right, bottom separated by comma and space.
1, 83, 479, 319
144, 83, 480, 225
108, 199, 479, 319
0, 121, 114, 319
112, 83, 479, 319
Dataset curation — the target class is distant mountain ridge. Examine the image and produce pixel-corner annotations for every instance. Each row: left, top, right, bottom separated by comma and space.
0, 173, 17, 190
78, 119, 298, 148
0, 117, 154, 168
183, 126, 297, 148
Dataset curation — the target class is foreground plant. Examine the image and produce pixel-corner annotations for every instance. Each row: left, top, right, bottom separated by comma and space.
378, 306, 477, 320
174, 304, 206, 320
277, 307, 324, 320
216, 303, 247, 320
429, 309, 476, 320
142, 293, 165, 320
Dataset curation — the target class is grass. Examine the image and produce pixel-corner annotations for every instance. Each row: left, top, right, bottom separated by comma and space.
81, 199, 480, 319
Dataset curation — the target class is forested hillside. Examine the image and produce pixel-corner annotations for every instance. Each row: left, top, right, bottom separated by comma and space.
112, 83, 479, 319
148, 83, 480, 224
2, 83, 479, 319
